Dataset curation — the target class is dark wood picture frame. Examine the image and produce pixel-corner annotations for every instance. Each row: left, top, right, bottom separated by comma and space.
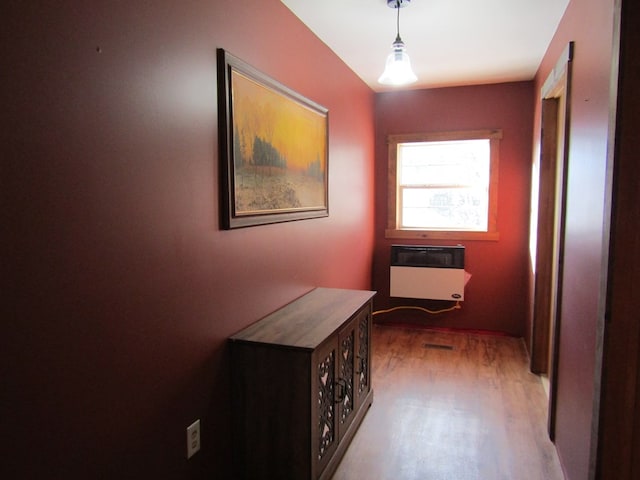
217, 48, 329, 229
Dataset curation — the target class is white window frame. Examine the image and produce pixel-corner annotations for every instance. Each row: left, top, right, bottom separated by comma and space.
385, 129, 502, 241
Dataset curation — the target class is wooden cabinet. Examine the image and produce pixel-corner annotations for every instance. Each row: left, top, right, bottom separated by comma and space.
229, 287, 375, 480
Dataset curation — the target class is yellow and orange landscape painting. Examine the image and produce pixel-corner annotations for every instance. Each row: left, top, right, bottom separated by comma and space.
230, 70, 327, 216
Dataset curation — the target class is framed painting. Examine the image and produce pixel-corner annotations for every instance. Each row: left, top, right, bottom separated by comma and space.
217, 48, 329, 229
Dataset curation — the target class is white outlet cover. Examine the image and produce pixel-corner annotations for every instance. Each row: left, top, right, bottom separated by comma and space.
186, 419, 201, 459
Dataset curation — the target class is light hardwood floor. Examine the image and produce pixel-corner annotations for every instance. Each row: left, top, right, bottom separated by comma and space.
331, 324, 565, 480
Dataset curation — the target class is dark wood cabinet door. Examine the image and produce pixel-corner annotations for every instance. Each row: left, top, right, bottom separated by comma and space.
314, 339, 338, 477
354, 306, 371, 409
337, 320, 356, 438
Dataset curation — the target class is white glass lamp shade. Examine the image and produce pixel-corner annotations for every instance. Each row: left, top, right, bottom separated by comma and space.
378, 39, 418, 86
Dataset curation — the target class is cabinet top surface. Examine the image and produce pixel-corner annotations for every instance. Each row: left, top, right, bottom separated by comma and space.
229, 287, 376, 349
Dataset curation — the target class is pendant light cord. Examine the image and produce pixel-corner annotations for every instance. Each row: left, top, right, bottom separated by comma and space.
396, 0, 401, 41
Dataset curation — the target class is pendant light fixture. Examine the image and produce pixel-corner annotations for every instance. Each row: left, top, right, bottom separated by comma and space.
378, 0, 418, 86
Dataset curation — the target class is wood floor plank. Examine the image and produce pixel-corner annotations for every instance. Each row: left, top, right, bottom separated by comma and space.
330, 325, 564, 480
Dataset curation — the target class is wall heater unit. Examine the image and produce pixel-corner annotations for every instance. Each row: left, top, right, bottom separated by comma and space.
390, 245, 465, 301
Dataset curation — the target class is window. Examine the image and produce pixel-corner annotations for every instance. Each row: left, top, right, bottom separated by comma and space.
386, 129, 501, 241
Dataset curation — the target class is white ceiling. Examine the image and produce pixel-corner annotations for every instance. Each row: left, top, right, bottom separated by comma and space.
281, 0, 569, 92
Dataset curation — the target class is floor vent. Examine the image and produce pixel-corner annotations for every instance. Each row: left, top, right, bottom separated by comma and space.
423, 343, 454, 350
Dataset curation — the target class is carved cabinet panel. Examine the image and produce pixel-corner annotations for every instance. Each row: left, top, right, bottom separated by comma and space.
315, 337, 338, 474
230, 288, 375, 480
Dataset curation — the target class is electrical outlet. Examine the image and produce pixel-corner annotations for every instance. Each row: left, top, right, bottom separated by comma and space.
186, 419, 201, 459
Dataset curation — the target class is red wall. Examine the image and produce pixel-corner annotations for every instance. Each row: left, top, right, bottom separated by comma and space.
373, 82, 534, 336
1, 1, 374, 478
530, 1, 616, 479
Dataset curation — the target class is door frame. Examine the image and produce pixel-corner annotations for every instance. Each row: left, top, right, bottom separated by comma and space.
530, 41, 574, 439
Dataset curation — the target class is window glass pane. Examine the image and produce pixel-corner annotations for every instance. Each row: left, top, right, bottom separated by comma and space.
398, 139, 490, 186
401, 187, 488, 231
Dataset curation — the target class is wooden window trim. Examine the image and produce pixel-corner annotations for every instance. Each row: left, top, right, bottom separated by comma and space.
385, 129, 502, 241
